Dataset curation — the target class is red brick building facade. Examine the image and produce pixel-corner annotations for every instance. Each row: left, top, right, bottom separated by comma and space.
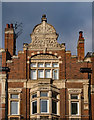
0, 15, 94, 120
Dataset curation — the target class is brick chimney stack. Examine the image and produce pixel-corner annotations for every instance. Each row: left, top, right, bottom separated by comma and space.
5, 23, 16, 57
77, 31, 85, 61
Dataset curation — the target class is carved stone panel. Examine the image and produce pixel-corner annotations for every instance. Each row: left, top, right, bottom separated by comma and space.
28, 21, 64, 50
31, 54, 58, 60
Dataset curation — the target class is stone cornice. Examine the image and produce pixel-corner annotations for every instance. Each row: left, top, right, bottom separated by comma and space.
8, 79, 27, 82
66, 79, 89, 83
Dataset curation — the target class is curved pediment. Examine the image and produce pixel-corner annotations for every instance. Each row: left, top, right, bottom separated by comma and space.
33, 22, 56, 34
31, 54, 58, 60
27, 15, 65, 50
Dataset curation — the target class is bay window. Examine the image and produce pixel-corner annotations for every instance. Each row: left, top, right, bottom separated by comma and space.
30, 90, 59, 119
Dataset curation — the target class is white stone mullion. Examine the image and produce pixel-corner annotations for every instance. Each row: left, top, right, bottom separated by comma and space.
37, 91, 40, 114
36, 68, 38, 80
69, 94, 71, 116
19, 94, 21, 115
44, 69, 45, 78
48, 91, 52, 114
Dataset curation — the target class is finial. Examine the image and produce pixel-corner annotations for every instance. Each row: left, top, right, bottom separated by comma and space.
41, 14, 47, 22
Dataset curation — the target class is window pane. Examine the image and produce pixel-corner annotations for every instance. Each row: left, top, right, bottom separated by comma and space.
11, 94, 18, 99
31, 70, 37, 80
45, 63, 51, 67
38, 70, 44, 78
32, 94, 37, 98
10, 101, 18, 115
52, 100, 57, 114
71, 102, 78, 115
53, 69, 58, 79
40, 100, 48, 113
45, 70, 51, 78
53, 63, 59, 67
40, 92, 48, 97
38, 63, 44, 67
32, 101, 37, 114
31, 63, 36, 67
71, 95, 78, 99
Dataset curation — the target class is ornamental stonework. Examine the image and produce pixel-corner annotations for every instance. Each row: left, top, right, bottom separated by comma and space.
31, 54, 58, 60
26, 15, 64, 50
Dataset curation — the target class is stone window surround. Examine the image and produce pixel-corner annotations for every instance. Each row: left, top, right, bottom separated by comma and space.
30, 61, 59, 80
68, 88, 82, 119
8, 88, 22, 119
30, 90, 60, 119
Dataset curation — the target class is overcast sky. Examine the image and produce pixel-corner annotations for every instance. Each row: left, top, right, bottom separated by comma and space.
2, 2, 92, 55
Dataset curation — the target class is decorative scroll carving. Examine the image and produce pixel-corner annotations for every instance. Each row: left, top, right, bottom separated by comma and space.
8, 88, 22, 93
33, 23, 56, 34
68, 88, 82, 93
27, 21, 64, 50
31, 54, 58, 60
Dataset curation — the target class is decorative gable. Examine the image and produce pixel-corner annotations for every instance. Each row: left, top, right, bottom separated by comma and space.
27, 15, 65, 50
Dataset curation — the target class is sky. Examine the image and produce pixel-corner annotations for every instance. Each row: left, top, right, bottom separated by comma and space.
2, 2, 93, 55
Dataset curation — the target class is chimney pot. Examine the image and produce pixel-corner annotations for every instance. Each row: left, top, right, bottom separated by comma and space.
6, 24, 10, 28
79, 31, 83, 38
10, 24, 13, 28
